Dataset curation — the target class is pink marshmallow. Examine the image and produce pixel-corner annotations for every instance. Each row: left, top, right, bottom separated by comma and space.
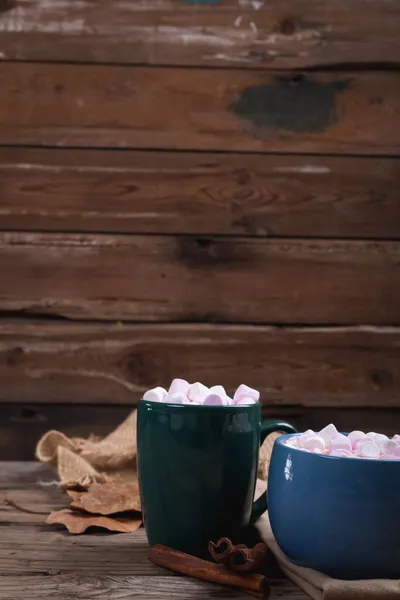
330, 449, 353, 457
209, 385, 229, 403
355, 440, 380, 459
203, 393, 229, 406
329, 434, 352, 453
233, 384, 260, 404
318, 424, 338, 444
166, 392, 190, 404
381, 439, 397, 455
143, 387, 167, 402
348, 430, 366, 449
168, 378, 190, 395
235, 396, 256, 405
188, 382, 209, 403
298, 434, 325, 452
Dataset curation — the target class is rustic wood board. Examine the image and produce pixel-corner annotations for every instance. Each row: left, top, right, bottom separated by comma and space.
0, 148, 399, 239
0, 575, 307, 600
0, 233, 399, 324
1, 404, 399, 462
0, 0, 398, 70
0, 463, 307, 598
0, 322, 399, 407
1, 64, 400, 154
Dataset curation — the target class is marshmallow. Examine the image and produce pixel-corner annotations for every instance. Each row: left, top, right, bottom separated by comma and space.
235, 396, 256, 405
392, 443, 400, 457
355, 440, 380, 459
348, 430, 366, 449
381, 453, 400, 460
329, 434, 352, 454
298, 434, 325, 452
143, 387, 168, 402
330, 449, 353, 458
233, 384, 260, 404
392, 434, 400, 443
168, 378, 190, 395
187, 382, 209, 403
209, 385, 229, 401
166, 392, 190, 404
318, 424, 338, 444
203, 393, 229, 406
383, 439, 398, 455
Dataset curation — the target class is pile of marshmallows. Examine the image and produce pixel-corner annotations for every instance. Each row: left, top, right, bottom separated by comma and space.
143, 379, 260, 406
286, 423, 400, 460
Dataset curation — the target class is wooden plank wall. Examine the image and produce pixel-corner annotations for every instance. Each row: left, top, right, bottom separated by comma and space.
0, 0, 399, 457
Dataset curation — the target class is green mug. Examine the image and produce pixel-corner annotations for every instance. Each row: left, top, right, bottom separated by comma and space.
137, 399, 296, 556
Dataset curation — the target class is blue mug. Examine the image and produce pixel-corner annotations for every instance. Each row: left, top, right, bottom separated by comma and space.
267, 433, 400, 579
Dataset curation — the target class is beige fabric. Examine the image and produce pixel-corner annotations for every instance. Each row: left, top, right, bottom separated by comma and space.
36, 411, 137, 487
256, 511, 400, 600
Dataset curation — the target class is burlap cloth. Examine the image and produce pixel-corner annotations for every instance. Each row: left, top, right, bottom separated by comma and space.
36, 414, 399, 599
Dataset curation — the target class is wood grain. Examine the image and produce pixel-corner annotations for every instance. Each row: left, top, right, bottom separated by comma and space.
0, 64, 399, 154
0, 0, 397, 70
1, 404, 399, 462
0, 233, 399, 324
1, 148, 399, 239
0, 574, 306, 600
0, 322, 399, 407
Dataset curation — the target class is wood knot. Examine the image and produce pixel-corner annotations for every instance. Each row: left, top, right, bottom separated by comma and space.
6, 346, 24, 366
278, 18, 296, 35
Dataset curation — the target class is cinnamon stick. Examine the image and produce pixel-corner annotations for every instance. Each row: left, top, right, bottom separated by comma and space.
208, 537, 235, 566
148, 544, 270, 599
230, 542, 269, 573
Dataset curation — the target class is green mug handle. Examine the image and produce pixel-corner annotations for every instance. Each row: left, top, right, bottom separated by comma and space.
251, 419, 297, 522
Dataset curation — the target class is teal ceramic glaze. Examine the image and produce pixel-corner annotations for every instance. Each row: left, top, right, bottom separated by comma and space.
137, 400, 296, 556
268, 434, 400, 579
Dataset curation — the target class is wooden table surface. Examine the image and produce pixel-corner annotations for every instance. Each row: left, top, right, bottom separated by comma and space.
0, 462, 308, 599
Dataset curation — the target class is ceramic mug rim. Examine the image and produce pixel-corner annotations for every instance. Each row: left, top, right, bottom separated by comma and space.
275, 432, 400, 464
139, 398, 260, 411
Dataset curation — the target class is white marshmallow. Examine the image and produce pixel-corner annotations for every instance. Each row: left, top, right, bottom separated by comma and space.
381, 453, 400, 460
143, 387, 168, 402
383, 439, 398, 454
355, 440, 380, 459
318, 424, 338, 444
203, 393, 229, 406
187, 382, 209, 403
329, 434, 352, 453
298, 434, 325, 452
168, 378, 190, 395
235, 396, 256, 405
209, 385, 229, 401
348, 430, 366, 449
166, 392, 190, 404
330, 449, 353, 458
392, 434, 400, 443
233, 384, 260, 404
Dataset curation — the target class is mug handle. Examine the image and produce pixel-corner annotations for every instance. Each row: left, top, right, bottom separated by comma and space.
250, 419, 297, 523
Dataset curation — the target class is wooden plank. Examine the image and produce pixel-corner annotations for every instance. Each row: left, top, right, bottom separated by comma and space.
1, 404, 399, 462
0, 0, 398, 70
0, 64, 399, 154
0, 234, 399, 324
0, 148, 399, 239
0, 574, 307, 599
0, 322, 399, 407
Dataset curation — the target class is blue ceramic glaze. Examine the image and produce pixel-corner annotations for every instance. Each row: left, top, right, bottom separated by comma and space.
267, 434, 400, 579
